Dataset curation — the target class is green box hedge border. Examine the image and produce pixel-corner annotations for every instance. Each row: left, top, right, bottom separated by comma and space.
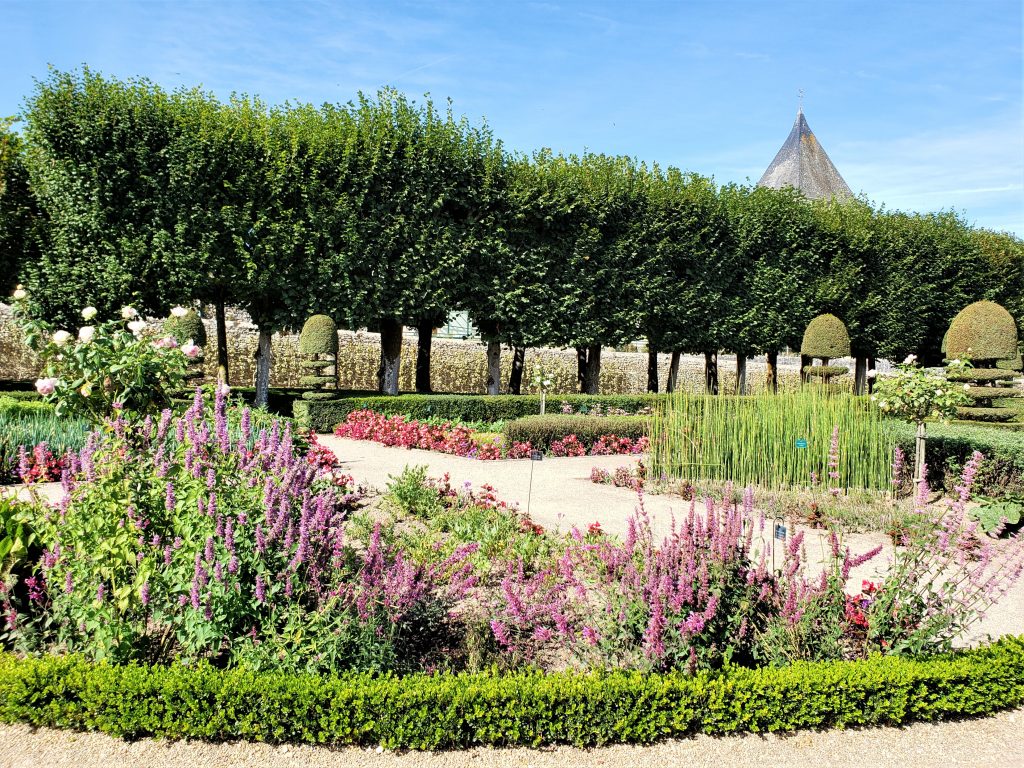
503, 414, 650, 450
1, 637, 1022, 749
295, 393, 662, 432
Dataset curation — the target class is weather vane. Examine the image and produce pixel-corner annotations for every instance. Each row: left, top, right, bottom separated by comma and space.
798, 88, 805, 112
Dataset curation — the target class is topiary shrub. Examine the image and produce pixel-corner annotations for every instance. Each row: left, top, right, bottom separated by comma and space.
802, 365, 849, 379
298, 315, 339, 401
801, 314, 851, 361
946, 301, 1018, 362
945, 302, 1021, 425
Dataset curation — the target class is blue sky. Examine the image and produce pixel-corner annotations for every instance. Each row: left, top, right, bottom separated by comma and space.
4, 0, 1022, 234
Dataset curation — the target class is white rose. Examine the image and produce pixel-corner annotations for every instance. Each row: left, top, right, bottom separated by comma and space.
81, 306, 98, 320
170, 306, 188, 318
964, 384, 970, 391
52, 330, 72, 347
121, 306, 138, 319
127, 320, 146, 335
935, 389, 943, 395
902, 354, 917, 365
866, 369, 877, 379
13, 288, 26, 301
78, 326, 95, 343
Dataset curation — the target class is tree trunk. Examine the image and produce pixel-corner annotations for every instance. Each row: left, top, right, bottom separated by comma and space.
667, 350, 681, 393
766, 350, 778, 393
415, 322, 433, 394
254, 327, 272, 408
854, 355, 867, 395
576, 346, 588, 393
704, 350, 719, 395
647, 347, 659, 393
377, 318, 403, 395
735, 354, 747, 395
800, 354, 812, 385
914, 421, 927, 493
486, 341, 501, 395
867, 356, 877, 394
215, 298, 229, 385
583, 344, 602, 394
508, 346, 525, 394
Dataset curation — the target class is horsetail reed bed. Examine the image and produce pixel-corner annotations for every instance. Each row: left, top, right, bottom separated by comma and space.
648, 391, 894, 491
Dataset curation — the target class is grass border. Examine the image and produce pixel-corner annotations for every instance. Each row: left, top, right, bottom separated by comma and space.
1, 637, 1022, 749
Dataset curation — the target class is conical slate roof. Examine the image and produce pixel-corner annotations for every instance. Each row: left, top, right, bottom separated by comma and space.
757, 109, 852, 200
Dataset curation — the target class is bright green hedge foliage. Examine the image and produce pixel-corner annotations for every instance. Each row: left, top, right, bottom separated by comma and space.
163, 309, 207, 348
0, 639, 1021, 747
503, 415, 649, 450
947, 368, 1014, 383
946, 301, 1018, 362
965, 386, 1021, 401
298, 315, 339, 356
800, 314, 851, 360
803, 365, 849, 378
955, 407, 1018, 423
294, 394, 661, 432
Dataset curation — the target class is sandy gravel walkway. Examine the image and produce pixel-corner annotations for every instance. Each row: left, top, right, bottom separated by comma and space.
1, 710, 1022, 768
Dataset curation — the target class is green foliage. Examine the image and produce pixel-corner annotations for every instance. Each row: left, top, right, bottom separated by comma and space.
970, 496, 1023, 534
946, 367, 1012, 383
298, 315, 339, 356
955, 406, 1018, 423
872, 358, 970, 425
503, 415, 649, 451
946, 300, 1018, 362
385, 465, 445, 519
0, 638, 1021, 747
294, 393, 662, 432
803, 365, 849, 378
801, 313, 851, 359
163, 309, 207, 348
649, 391, 893, 490
0, 408, 89, 483
964, 386, 1020, 401
0, 496, 38, 580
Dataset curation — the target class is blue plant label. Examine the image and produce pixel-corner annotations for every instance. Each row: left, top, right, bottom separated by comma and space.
774, 523, 787, 541
795, 438, 808, 449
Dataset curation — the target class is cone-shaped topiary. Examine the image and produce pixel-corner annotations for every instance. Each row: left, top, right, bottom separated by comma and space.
801, 314, 851, 360
298, 315, 339, 356
298, 315, 339, 401
945, 301, 1018, 362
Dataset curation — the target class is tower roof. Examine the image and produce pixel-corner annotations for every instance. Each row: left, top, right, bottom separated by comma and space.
757, 108, 852, 200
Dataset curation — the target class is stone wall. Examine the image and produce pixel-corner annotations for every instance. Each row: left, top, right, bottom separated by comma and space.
0, 305, 807, 394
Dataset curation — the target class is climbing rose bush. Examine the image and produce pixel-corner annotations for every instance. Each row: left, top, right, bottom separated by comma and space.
10, 287, 191, 421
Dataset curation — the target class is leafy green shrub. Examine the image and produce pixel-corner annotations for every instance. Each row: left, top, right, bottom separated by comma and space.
295, 394, 661, 432
385, 465, 445, 519
0, 496, 38, 580
946, 300, 1018, 362
947, 368, 1013, 383
970, 495, 1024, 535
964, 386, 1020, 401
800, 314, 851, 360
298, 315, 339, 356
0, 638, 1021, 747
803, 365, 849, 378
163, 308, 207, 348
955, 406, 1018, 423
503, 415, 649, 451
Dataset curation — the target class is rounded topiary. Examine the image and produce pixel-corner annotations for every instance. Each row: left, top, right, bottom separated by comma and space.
801, 314, 851, 361
165, 309, 207, 348
945, 301, 1018, 362
298, 315, 339, 401
298, 315, 339, 356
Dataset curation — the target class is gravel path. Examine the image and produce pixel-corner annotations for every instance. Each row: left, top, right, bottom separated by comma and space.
2, 710, 1022, 768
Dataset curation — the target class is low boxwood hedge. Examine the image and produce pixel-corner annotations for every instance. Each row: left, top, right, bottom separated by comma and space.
295, 393, 661, 432
503, 414, 649, 450
0, 638, 1021, 748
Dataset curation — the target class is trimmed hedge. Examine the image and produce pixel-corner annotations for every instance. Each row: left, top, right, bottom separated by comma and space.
801, 314, 851, 359
946, 300, 1018, 362
295, 393, 661, 432
894, 421, 1024, 494
0, 639, 1021, 748
955, 406, 1018, 423
803, 365, 849, 378
503, 415, 650, 450
947, 368, 1015, 383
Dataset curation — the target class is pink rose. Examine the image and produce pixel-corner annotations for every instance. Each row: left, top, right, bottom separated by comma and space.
181, 340, 201, 359
35, 377, 58, 396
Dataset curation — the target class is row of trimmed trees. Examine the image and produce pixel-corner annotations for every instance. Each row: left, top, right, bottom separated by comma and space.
1, 68, 1022, 402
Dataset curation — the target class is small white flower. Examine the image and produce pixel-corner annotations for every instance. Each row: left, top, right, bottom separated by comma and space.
13, 288, 27, 301
81, 306, 98, 320
902, 354, 917, 365
866, 369, 877, 379
121, 306, 138, 319
964, 384, 971, 391
170, 306, 188, 318
52, 330, 72, 347
870, 394, 877, 401
935, 388, 943, 395
127, 319, 146, 335
78, 326, 95, 343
